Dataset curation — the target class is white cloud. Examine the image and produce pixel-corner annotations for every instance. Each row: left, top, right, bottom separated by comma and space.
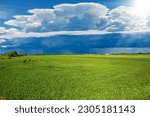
0, 27, 19, 35
1, 2, 150, 41
106, 6, 149, 32
0, 39, 6, 43
0, 27, 19, 43
0, 30, 111, 39
4, 2, 109, 32
1, 45, 8, 48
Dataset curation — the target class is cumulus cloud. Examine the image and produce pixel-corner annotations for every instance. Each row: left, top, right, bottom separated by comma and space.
0, 27, 19, 35
1, 2, 150, 42
5, 3, 109, 32
0, 27, 19, 43
106, 6, 149, 32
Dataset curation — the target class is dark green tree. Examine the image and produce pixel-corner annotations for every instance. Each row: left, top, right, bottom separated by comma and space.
5, 51, 18, 57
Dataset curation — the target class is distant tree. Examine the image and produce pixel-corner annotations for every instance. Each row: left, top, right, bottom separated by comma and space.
4, 51, 28, 58
5, 51, 18, 57
18, 53, 27, 56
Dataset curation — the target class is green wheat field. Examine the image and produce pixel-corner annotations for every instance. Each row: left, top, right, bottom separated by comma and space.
0, 54, 150, 100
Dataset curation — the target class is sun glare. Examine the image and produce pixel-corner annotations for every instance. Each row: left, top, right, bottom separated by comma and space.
132, 0, 150, 15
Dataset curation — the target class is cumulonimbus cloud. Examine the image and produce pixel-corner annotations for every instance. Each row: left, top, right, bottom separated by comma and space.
0, 2, 150, 42
4, 3, 109, 32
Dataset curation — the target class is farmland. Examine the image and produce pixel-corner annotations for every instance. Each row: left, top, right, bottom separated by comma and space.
0, 54, 150, 100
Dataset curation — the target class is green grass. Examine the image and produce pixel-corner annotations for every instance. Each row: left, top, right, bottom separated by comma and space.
0, 54, 150, 100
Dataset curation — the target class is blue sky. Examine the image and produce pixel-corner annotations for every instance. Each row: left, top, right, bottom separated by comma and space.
0, 0, 150, 54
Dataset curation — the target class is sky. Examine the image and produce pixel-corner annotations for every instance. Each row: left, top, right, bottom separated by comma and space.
0, 0, 131, 26
0, 0, 150, 54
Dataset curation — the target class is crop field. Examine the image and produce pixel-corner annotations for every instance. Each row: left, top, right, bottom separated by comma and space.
0, 54, 150, 100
